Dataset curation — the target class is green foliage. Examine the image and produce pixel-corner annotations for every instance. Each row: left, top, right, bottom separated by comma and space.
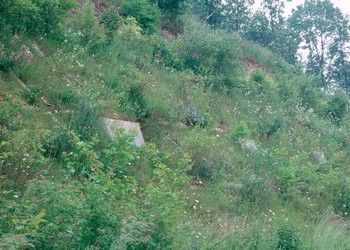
324, 91, 348, 124
182, 127, 219, 178
120, 0, 160, 34
150, 0, 189, 33
240, 173, 273, 207
307, 216, 350, 249
23, 86, 42, 105
0, 129, 46, 188
276, 222, 302, 250
65, 134, 102, 177
101, 129, 139, 176
3, 2, 350, 249
243, 7, 299, 64
333, 178, 350, 217
288, 0, 350, 88
0, 32, 30, 71
69, 100, 104, 141
0, 139, 190, 248
175, 19, 241, 90
0, 100, 15, 128
69, 2, 106, 51
0, 0, 76, 38
101, 6, 120, 39
230, 121, 251, 141
46, 87, 78, 109
127, 83, 150, 121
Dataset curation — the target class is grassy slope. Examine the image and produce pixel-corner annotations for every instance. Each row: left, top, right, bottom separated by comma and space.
1, 10, 350, 250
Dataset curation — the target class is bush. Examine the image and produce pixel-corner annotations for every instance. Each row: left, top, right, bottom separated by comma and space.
101, 6, 120, 39
175, 19, 241, 90
127, 83, 150, 121
0, 100, 15, 128
333, 178, 350, 217
69, 2, 106, 51
182, 128, 218, 178
0, 0, 76, 38
120, 0, 160, 34
0, 129, 46, 188
70, 100, 104, 141
23, 86, 42, 105
0, 33, 32, 71
240, 173, 272, 207
277, 223, 302, 250
324, 91, 348, 124
230, 121, 251, 142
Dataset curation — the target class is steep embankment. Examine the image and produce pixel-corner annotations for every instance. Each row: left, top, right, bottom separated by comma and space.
1, 1, 350, 249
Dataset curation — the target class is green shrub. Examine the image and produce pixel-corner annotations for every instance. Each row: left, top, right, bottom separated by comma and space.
175, 19, 241, 90
240, 173, 273, 207
127, 83, 150, 121
333, 178, 350, 217
69, 2, 106, 51
230, 121, 251, 142
0, 129, 46, 188
120, 0, 160, 34
101, 6, 120, 39
0, 32, 33, 71
0, 100, 15, 128
324, 91, 348, 124
70, 100, 104, 141
276, 223, 302, 250
0, 0, 76, 38
42, 128, 74, 160
23, 86, 42, 105
46, 87, 78, 108
182, 128, 219, 178
260, 116, 284, 138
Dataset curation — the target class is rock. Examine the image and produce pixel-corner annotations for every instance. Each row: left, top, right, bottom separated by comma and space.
174, 122, 187, 128
239, 139, 258, 151
312, 151, 326, 163
32, 43, 45, 57
213, 126, 226, 133
102, 117, 145, 147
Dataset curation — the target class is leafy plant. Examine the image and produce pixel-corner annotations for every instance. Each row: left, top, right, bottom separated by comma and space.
277, 223, 302, 250
120, 0, 160, 34
0, 0, 76, 38
69, 2, 106, 51
69, 100, 104, 141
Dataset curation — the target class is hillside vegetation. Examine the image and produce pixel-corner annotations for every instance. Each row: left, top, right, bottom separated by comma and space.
1, 0, 350, 249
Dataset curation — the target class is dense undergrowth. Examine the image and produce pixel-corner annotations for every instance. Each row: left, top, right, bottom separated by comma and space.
1, 0, 350, 249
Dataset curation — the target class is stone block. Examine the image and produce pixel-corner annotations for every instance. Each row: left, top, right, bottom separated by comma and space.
102, 117, 145, 147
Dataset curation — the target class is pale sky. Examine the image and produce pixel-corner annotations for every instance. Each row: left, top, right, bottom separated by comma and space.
254, 0, 350, 17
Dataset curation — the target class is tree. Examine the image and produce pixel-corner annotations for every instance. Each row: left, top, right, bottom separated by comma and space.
150, 0, 190, 32
288, 0, 350, 89
261, 0, 291, 31
327, 18, 350, 93
191, 0, 226, 28
243, 0, 298, 63
192, 0, 255, 32
221, 0, 255, 32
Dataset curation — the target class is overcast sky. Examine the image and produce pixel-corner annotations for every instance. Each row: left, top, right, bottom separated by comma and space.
254, 0, 350, 17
